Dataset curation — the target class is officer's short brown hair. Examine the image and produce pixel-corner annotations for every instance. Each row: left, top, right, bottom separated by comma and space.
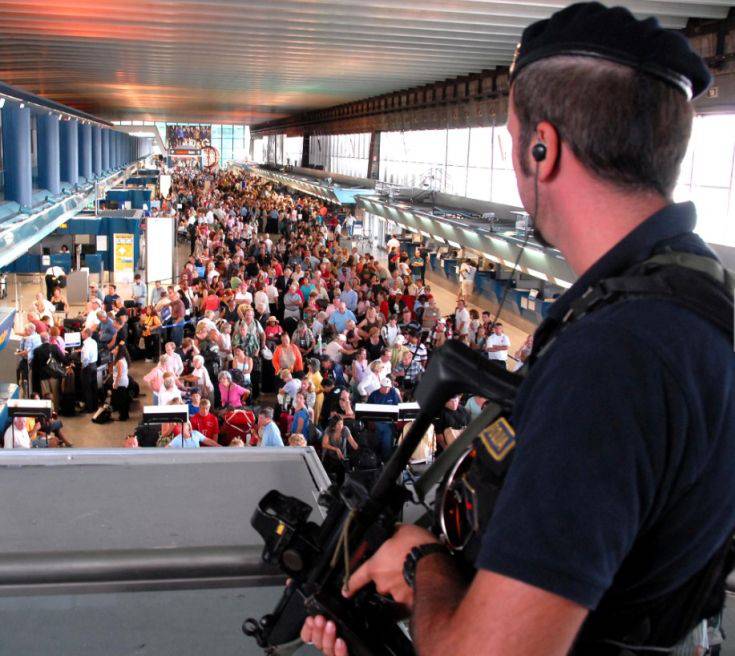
512, 56, 693, 198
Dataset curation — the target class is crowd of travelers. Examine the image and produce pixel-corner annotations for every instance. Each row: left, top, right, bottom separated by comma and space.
8, 164, 532, 480
128, 166, 529, 476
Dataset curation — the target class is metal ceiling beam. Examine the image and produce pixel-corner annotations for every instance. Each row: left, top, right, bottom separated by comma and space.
1, 0, 719, 25
0, 0, 728, 123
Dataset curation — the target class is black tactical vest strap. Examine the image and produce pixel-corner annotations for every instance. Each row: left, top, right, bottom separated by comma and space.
531, 251, 733, 365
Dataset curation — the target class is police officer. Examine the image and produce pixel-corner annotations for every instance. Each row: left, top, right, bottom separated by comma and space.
303, 3, 735, 655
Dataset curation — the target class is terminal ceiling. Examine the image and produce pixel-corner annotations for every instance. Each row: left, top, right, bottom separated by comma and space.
0, 0, 730, 125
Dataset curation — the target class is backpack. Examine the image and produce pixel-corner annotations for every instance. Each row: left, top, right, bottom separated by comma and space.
229, 368, 246, 387
352, 447, 379, 471
91, 404, 113, 424
128, 375, 140, 399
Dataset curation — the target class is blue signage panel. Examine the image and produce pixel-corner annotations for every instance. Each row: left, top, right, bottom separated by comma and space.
0, 309, 16, 353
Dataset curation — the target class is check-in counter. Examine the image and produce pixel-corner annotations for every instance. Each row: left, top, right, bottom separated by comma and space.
442, 258, 458, 282
106, 188, 152, 210
429, 252, 439, 272
402, 241, 417, 259
474, 270, 495, 300
5, 254, 41, 273
491, 279, 508, 305
83, 253, 104, 274
517, 291, 554, 323
508, 289, 525, 316
49, 253, 72, 273
4, 252, 72, 275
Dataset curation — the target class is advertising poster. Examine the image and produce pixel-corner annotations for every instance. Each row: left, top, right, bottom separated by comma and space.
113, 233, 135, 283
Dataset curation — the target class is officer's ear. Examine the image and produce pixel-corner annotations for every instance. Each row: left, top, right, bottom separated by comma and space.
532, 121, 560, 182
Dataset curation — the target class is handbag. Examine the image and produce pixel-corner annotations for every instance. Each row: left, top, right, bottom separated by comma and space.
46, 355, 66, 379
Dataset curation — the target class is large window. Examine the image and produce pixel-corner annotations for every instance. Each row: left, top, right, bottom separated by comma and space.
285, 136, 303, 167
380, 130, 446, 189
208, 124, 250, 165
309, 133, 370, 177
378, 126, 518, 202
252, 137, 266, 164
379, 126, 520, 205
489, 126, 521, 207
155, 122, 250, 166
674, 114, 735, 247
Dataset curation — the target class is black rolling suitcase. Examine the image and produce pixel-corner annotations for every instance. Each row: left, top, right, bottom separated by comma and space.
59, 366, 77, 417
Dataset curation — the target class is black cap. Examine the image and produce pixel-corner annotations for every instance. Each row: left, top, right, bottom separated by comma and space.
510, 2, 711, 100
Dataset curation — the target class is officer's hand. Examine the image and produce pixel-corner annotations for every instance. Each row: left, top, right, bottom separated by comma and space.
343, 523, 438, 608
301, 615, 349, 656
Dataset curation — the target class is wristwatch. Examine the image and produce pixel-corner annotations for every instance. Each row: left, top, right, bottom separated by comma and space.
403, 543, 449, 589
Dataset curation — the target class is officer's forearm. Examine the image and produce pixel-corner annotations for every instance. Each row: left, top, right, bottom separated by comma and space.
411, 554, 468, 655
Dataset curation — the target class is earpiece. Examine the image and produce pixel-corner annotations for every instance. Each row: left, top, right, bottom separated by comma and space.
531, 142, 547, 163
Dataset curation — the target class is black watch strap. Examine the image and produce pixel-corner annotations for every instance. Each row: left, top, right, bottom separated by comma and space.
403, 543, 449, 589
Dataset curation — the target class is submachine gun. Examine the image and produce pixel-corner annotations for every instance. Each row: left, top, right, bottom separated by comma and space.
244, 341, 522, 655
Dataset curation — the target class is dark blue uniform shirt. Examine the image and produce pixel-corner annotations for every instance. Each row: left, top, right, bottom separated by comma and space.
478, 202, 735, 610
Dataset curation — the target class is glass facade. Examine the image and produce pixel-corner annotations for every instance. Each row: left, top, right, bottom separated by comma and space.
674, 114, 735, 247
379, 126, 520, 206
121, 114, 735, 247
308, 133, 370, 177
380, 119, 735, 246
115, 121, 250, 166
284, 136, 303, 167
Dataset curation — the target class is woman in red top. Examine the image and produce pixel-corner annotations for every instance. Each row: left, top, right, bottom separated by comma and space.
377, 291, 390, 324
264, 316, 283, 346
203, 290, 221, 313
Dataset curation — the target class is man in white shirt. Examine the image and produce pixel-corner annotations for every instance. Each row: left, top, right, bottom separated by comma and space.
484, 322, 511, 368
459, 261, 477, 299
324, 334, 348, 364
80, 328, 99, 412
18, 324, 42, 366
344, 214, 356, 237
387, 235, 401, 253
84, 299, 103, 331
132, 274, 147, 307
4, 416, 31, 449
375, 350, 393, 379
44, 265, 66, 301
158, 372, 183, 406
454, 299, 471, 337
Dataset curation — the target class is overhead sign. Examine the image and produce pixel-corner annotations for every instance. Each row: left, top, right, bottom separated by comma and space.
113, 233, 135, 283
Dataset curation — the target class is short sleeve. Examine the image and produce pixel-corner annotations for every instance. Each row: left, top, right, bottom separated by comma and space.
476, 321, 676, 609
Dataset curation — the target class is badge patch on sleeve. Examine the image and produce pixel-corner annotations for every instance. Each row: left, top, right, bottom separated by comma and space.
478, 417, 516, 462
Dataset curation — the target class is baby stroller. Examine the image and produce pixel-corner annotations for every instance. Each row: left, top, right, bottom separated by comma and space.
220, 408, 256, 446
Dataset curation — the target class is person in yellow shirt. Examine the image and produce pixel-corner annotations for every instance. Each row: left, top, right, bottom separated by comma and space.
306, 358, 324, 424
